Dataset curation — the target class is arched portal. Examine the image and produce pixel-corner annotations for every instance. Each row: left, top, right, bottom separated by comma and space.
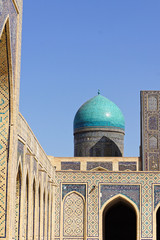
103, 199, 136, 240
156, 206, 160, 240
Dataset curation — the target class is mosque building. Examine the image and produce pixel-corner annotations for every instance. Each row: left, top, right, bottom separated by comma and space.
1, 1, 160, 240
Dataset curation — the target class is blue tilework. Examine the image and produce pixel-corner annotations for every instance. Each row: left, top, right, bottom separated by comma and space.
101, 185, 140, 209
62, 184, 86, 199
154, 185, 160, 209
61, 162, 80, 170
74, 95, 125, 131
0, 24, 10, 238
119, 162, 137, 171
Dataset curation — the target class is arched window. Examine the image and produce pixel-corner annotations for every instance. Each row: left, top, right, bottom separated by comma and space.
15, 167, 21, 240
103, 198, 136, 240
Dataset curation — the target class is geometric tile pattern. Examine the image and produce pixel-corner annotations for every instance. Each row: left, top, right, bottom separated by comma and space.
149, 153, 159, 171
0, 0, 18, 85
149, 136, 157, 149
0, 25, 10, 237
61, 162, 80, 170
148, 116, 158, 130
56, 171, 160, 238
140, 91, 160, 171
87, 162, 112, 171
62, 184, 86, 200
100, 185, 140, 209
63, 192, 84, 237
119, 162, 137, 171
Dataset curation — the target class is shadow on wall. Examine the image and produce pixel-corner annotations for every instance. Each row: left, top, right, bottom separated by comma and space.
89, 136, 122, 157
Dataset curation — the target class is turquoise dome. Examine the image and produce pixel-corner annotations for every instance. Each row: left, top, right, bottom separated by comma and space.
74, 94, 125, 131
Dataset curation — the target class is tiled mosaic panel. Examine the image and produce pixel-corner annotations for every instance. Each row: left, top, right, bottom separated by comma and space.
149, 153, 159, 171
9, 0, 17, 83
154, 185, 160, 209
17, 140, 24, 165
63, 193, 84, 237
119, 162, 137, 171
148, 96, 157, 111
55, 172, 160, 238
148, 116, 158, 130
149, 136, 157, 149
62, 184, 86, 199
87, 162, 112, 171
0, 25, 10, 237
61, 162, 80, 170
100, 185, 140, 209
0, 0, 18, 88
141, 92, 160, 171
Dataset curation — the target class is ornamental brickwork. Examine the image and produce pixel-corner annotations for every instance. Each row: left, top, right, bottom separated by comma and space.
140, 91, 160, 171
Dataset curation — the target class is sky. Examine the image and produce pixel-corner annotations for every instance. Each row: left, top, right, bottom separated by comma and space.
20, 0, 160, 157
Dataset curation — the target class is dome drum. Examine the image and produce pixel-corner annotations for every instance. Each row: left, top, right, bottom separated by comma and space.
74, 129, 124, 157
73, 94, 125, 157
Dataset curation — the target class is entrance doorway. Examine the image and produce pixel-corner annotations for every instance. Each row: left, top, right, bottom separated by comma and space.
156, 207, 160, 240
103, 199, 136, 240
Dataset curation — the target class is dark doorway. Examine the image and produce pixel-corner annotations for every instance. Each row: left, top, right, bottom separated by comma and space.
157, 207, 160, 240
103, 200, 136, 240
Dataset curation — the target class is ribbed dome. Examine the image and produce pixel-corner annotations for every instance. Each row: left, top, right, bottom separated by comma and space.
74, 94, 125, 132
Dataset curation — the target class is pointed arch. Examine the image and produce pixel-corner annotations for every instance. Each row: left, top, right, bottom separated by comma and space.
15, 165, 22, 240
149, 135, 158, 149
148, 95, 158, 111
153, 201, 160, 240
0, 18, 13, 237
62, 191, 85, 239
32, 178, 36, 240
24, 173, 29, 240
47, 193, 49, 240
50, 195, 53, 240
43, 190, 46, 239
38, 184, 41, 240
100, 194, 140, 240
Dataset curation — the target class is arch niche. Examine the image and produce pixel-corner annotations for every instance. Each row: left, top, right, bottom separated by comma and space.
101, 195, 138, 240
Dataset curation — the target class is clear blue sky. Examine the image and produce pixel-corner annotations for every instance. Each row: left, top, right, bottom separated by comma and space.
20, 0, 160, 157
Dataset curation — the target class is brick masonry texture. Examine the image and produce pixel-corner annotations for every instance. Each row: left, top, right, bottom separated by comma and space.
74, 130, 124, 157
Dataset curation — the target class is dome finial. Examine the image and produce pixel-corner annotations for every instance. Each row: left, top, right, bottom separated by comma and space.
98, 89, 100, 95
